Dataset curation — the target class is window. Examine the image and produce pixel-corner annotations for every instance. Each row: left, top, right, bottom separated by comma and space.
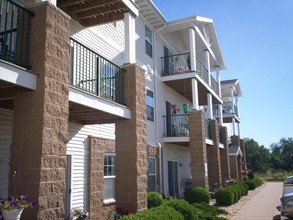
146, 89, 154, 121
145, 25, 153, 57
148, 157, 156, 191
104, 153, 116, 202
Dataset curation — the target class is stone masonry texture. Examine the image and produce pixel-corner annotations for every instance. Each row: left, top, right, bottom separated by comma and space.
207, 119, 222, 188
189, 110, 209, 189
115, 64, 147, 212
219, 126, 231, 186
10, 3, 70, 219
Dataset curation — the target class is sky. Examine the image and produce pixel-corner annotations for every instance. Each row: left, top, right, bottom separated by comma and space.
152, 0, 293, 149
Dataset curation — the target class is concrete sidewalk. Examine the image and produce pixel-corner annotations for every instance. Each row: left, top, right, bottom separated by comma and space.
232, 182, 283, 220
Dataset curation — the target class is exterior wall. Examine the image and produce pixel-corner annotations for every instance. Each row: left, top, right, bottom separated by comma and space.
10, 3, 70, 219
162, 144, 191, 198
67, 123, 115, 211
0, 108, 13, 198
115, 64, 147, 212
207, 119, 222, 188
88, 136, 115, 220
189, 110, 209, 189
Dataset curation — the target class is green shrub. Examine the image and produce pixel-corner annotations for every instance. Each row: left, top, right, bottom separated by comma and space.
247, 163, 255, 179
253, 178, 263, 187
239, 183, 249, 196
147, 192, 164, 209
244, 180, 257, 190
164, 200, 198, 220
184, 187, 210, 204
215, 188, 234, 206
193, 202, 228, 219
121, 206, 184, 220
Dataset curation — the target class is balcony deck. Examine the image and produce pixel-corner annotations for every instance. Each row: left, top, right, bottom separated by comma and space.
161, 53, 221, 106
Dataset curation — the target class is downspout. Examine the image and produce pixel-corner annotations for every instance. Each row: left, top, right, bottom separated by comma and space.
153, 23, 166, 194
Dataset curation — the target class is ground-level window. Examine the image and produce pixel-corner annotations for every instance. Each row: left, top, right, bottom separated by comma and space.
104, 153, 116, 202
148, 157, 156, 191
146, 89, 154, 121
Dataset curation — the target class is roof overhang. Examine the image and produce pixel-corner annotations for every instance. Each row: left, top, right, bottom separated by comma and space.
221, 79, 243, 97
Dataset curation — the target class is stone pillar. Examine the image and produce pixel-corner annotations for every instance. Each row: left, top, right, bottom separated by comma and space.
115, 64, 147, 212
231, 135, 240, 146
229, 155, 239, 179
237, 155, 243, 181
219, 126, 230, 186
240, 139, 246, 169
10, 3, 70, 219
189, 110, 208, 189
207, 119, 221, 188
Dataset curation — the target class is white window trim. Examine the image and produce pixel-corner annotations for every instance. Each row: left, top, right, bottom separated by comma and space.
103, 153, 116, 203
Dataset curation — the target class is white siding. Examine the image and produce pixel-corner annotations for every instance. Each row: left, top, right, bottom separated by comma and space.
163, 145, 191, 198
70, 21, 125, 66
67, 123, 115, 210
0, 108, 13, 198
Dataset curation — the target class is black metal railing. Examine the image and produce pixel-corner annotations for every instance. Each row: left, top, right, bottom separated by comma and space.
210, 76, 219, 95
205, 119, 211, 139
161, 52, 191, 76
0, 0, 34, 69
213, 104, 239, 118
70, 38, 125, 105
163, 114, 189, 137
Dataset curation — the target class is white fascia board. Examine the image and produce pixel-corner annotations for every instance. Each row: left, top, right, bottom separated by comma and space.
69, 87, 131, 119
160, 72, 196, 82
122, 0, 139, 17
162, 136, 189, 143
206, 138, 214, 146
0, 61, 37, 90
219, 143, 224, 149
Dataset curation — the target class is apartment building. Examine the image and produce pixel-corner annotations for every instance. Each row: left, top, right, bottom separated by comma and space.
0, 0, 245, 219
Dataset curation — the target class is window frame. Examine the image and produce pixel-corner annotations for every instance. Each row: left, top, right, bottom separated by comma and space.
145, 24, 153, 58
103, 153, 116, 203
148, 156, 156, 192
146, 89, 154, 122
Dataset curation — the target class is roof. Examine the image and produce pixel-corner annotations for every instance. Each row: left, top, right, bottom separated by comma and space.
221, 79, 243, 97
229, 145, 243, 156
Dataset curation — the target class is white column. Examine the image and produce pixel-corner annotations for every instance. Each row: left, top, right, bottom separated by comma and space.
205, 50, 211, 86
207, 93, 213, 119
124, 12, 136, 64
189, 27, 196, 71
191, 78, 199, 110
230, 87, 236, 135
216, 68, 223, 125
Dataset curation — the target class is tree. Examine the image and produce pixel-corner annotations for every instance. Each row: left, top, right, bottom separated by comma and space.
270, 138, 293, 171
244, 138, 272, 172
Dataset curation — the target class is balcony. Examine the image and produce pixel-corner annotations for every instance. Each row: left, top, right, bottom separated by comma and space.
213, 104, 240, 123
160, 53, 221, 106
69, 38, 130, 124
0, 0, 34, 69
162, 114, 213, 145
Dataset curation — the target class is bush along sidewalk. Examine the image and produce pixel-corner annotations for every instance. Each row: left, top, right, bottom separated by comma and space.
215, 178, 263, 206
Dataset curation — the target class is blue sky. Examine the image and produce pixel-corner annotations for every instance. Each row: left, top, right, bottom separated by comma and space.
152, 0, 293, 149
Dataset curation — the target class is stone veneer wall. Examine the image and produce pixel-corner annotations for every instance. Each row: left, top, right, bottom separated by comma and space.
240, 139, 246, 169
88, 136, 115, 220
189, 110, 209, 189
229, 155, 239, 179
10, 3, 70, 219
207, 119, 222, 187
219, 126, 231, 186
115, 64, 147, 212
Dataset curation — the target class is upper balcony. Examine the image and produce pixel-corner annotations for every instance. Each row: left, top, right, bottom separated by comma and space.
160, 52, 221, 106
213, 104, 240, 123
0, 0, 37, 106
68, 38, 130, 124
162, 114, 217, 146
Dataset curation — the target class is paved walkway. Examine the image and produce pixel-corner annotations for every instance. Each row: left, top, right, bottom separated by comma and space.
232, 182, 283, 220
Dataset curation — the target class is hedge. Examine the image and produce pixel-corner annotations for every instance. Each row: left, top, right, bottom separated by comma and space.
184, 187, 210, 204
147, 192, 164, 209
164, 200, 198, 220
